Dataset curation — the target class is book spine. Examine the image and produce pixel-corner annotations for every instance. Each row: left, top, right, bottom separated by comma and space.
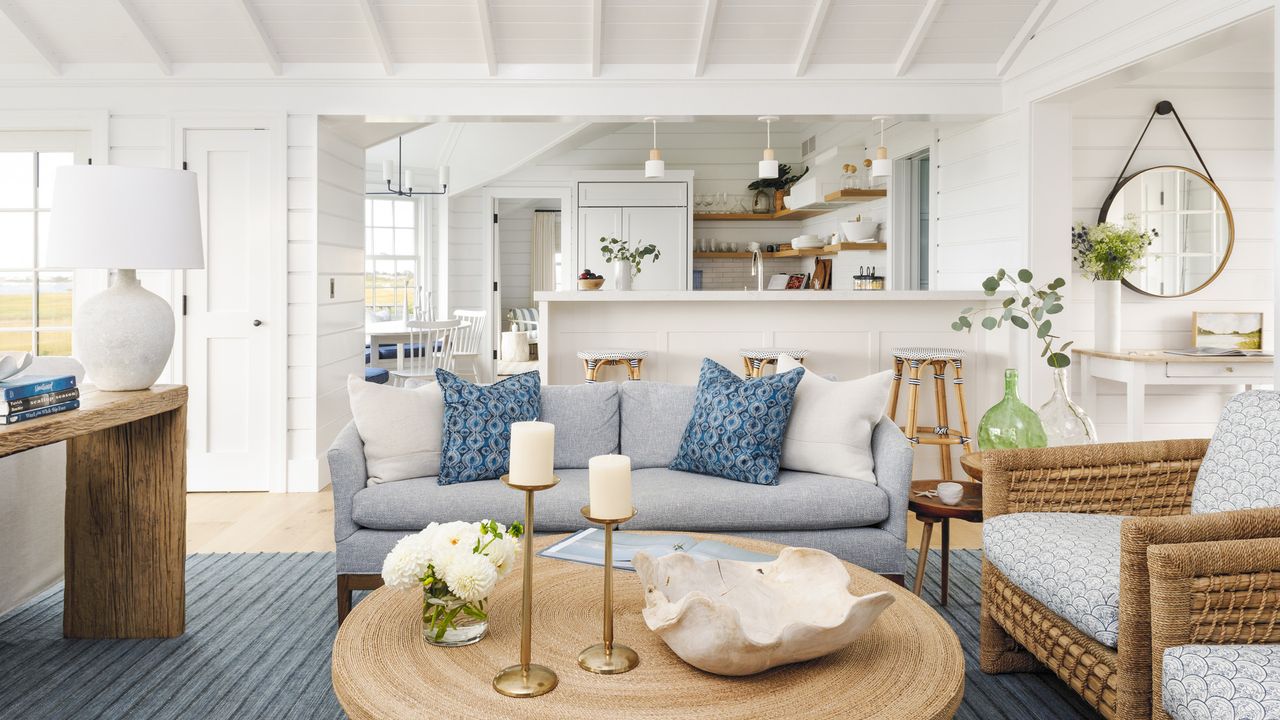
4, 399, 80, 425
0, 387, 79, 416
3, 376, 76, 402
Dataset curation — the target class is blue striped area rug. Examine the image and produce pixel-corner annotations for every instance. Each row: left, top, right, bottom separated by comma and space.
0, 551, 1098, 719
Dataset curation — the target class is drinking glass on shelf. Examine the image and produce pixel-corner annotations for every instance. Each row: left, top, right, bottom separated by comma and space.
733, 195, 749, 213
718, 192, 730, 213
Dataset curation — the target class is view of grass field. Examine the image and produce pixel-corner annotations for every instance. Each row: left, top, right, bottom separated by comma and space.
0, 289, 72, 355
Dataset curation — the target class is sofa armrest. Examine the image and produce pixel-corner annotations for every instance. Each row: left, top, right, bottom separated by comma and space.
871, 416, 913, 544
1147, 535, 1280, 720
327, 421, 368, 544
983, 438, 1207, 520
1116, 507, 1280, 719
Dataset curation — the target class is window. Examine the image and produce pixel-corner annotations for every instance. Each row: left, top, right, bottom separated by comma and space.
0, 148, 77, 355
364, 198, 418, 321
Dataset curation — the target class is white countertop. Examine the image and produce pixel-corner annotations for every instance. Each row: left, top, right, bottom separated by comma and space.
535, 290, 995, 302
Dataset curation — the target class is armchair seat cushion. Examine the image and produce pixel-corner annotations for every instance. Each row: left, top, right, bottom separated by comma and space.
983, 512, 1123, 648
1162, 644, 1280, 720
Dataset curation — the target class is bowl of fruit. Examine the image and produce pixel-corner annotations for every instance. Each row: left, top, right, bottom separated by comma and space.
578, 269, 605, 290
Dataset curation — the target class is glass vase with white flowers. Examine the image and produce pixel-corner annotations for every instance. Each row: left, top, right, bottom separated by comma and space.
381, 519, 523, 646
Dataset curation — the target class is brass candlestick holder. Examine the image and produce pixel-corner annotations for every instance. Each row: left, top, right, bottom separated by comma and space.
493, 474, 560, 698
577, 506, 640, 674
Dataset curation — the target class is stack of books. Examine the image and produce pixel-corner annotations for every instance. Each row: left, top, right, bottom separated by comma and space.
0, 374, 79, 425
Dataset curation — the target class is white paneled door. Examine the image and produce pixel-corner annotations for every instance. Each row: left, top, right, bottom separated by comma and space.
183, 129, 273, 491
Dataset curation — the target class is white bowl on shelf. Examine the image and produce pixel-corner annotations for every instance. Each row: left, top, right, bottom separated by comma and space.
840, 221, 877, 243
791, 234, 825, 249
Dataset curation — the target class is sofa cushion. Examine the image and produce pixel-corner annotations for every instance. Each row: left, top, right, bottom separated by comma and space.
1162, 644, 1280, 720
436, 369, 540, 485
776, 354, 891, 483
983, 512, 1122, 647
539, 383, 620, 469
1192, 390, 1280, 515
669, 359, 804, 486
619, 381, 696, 469
346, 374, 443, 484
351, 467, 888, 534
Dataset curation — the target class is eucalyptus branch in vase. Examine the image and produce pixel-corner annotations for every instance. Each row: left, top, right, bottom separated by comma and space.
952, 268, 1071, 368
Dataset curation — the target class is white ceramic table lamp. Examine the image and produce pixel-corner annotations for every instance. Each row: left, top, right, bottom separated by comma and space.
49, 165, 204, 391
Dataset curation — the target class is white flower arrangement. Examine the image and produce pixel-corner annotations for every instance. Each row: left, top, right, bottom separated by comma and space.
381, 519, 523, 643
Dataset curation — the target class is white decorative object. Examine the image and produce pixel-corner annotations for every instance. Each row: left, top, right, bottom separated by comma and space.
0, 352, 33, 381
937, 482, 964, 506
757, 116, 780, 179
776, 354, 892, 484
871, 116, 892, 179
840, 219, 876, 243
588, 454, 633, 520
790, 234, 825, 249
613, 261, 633, 291
347, 375, 444, 484
49, 165, 204, 391
1094, 279, 1121, 352
643, 117, 665, 179
508, 421, 555, 487
633, 547, 894, 676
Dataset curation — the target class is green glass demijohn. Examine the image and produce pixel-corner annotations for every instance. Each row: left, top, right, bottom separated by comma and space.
978, 369, 1047, 451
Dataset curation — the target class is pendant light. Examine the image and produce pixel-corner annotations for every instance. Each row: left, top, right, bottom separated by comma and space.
644, 117, 665, 179
758, 116, 780, 179
871, 116, 892, 179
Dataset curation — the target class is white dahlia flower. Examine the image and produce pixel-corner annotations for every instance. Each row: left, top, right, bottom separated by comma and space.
381, 533, 433, 590
431, 521, 481, 557
444, 552, 498, 603
484, 535, 519, 578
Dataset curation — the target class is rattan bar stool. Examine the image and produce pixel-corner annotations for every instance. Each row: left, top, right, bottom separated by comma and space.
576, 349, 649, 383
739, 348, 809, 378
888, 347, 974, 481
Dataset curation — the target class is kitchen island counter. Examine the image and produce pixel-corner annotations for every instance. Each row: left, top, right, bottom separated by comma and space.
534, 290, 994, 303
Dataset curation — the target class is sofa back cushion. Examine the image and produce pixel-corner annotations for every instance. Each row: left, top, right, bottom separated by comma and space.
619, 381, 696, 469
1192, 390, 1280, 514
437, 369, 541, 485
346, 374, 443, 484
539, 383, 620, 469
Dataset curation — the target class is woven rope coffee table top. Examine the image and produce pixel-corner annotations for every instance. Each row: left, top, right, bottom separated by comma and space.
332, 534, 965, 720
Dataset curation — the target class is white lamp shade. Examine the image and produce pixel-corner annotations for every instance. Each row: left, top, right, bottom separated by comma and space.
645, 159, 665, 178
871, 158, 892, 178
758, 159, 779, 179
49, 165, 205, 270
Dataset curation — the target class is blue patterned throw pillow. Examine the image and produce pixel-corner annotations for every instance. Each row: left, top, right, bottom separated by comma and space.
669, 359, 804, 486
436, 369, 541, 485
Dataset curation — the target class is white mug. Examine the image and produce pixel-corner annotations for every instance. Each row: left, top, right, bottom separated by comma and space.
937, 482, 964, 506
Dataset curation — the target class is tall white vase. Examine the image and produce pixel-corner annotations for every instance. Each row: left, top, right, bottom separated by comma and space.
614, 260, 633, 291
1094, 279, 1121, 352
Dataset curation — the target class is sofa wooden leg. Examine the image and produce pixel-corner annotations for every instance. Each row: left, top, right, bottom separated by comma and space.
337, 574, 385, 625
882, 573, 906, 587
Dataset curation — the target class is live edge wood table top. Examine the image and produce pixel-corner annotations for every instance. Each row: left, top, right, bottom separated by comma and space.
9, 385, 190, 639
332, 533, 965, 720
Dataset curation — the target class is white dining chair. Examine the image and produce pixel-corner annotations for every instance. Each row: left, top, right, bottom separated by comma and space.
388, 319, 461, 386
451, 309, 487, 383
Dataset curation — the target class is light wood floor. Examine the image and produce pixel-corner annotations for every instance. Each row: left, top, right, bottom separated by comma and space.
186, 488, 981, 554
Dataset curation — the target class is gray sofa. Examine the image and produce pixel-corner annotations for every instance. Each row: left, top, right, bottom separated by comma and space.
329, 381, 914, 621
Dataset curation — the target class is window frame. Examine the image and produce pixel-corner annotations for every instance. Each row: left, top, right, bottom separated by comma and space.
363, 196, 423, 322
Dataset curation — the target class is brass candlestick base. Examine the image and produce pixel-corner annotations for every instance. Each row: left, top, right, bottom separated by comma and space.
493, 474, 560, 699
577, 506, 640, 675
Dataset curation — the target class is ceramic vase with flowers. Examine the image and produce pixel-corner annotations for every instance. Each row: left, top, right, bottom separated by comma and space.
597, 236, 662, 291
1070, 221, 1154, 353
381, 519, 523, 646
952, 267, 1097, 448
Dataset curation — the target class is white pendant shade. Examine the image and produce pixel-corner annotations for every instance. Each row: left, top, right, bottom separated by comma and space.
49, 165, 205, 270
643, 117, 665, 179
871, 116, 892, 179
757, 116, 780, 179
758, 159, 779, 179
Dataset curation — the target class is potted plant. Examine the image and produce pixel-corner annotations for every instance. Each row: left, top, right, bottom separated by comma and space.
598, 236, 661, 290
1070, 220, 1154, 352
747, 164, 809, 213
951, 268, 1097, 448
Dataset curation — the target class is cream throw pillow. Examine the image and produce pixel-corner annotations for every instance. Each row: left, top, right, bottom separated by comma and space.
776, 355, 892, 484
346, 375, 444, 484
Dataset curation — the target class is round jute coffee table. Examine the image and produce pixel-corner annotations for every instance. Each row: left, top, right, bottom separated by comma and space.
332, 534, 964, 720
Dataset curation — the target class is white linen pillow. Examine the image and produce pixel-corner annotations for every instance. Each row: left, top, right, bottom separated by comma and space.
776, 354, 892, 484
346, 374, 444, 484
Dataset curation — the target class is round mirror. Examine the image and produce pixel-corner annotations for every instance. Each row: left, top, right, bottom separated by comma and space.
1098, 165, 1233, 298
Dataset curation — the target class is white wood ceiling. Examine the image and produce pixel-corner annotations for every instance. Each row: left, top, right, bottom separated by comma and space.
0, 0, 1048, 78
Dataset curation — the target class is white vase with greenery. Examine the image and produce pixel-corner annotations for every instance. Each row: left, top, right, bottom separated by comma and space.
598, 236, 660, 291
1071, 221, 1154, 353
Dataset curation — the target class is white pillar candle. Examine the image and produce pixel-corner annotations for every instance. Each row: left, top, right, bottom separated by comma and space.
589, 454, 633, 520
508, 421, 555, 487
438, 165, 450, 188
404, 169, 415, 189
381, 159, 392, 182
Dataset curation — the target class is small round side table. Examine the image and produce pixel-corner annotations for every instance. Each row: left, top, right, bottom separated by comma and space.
909, 480, 982, 606
959, 451, 985, 481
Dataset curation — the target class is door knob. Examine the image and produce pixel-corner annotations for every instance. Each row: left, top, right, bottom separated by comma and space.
252, 319, 263, 327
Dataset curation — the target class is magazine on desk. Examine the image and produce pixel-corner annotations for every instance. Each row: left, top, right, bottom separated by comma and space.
538, 529, 775, 571
1165, 348, 1272, 358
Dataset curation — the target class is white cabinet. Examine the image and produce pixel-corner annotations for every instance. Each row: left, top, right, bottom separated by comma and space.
578, 206, 687, 290
578, 181, 687, 207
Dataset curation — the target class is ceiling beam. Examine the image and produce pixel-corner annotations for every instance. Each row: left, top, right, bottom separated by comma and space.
232, 0, 282, 75
356, 0, 394, 75
590, 0, 602, 77
0, 1, 59, 76
114, 0, 171, 76
794, 0, 831, 77
693, 0, 719, 77
476, 0, 496, 76
996, 0, 1058, 77
894, 0, 942, 77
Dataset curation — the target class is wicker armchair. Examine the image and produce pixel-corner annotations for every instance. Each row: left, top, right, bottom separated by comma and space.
980, 390, 1280, 720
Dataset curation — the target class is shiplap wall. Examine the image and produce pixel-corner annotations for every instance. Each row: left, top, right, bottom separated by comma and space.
312, 126, 366, 487
285, 116, 319, 488
1064, 44, 1274, 441
497, 206, 533, 314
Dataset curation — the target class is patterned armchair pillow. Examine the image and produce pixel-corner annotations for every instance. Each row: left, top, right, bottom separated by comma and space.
669, 358, 804, 486
1191, 390, 1280, 514
436, 369, 540, 485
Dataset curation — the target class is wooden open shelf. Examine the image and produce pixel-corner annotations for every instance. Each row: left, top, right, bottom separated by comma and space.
693, 189, 886, 223
823, 188, 888, 203
827, 242, 887, 252
693, 242, 886, 261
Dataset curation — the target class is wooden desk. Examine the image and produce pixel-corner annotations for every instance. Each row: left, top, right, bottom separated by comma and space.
0, 385, 188, 638
1073, 349, 1274, 441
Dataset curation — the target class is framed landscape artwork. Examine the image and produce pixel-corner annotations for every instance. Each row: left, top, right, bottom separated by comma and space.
1192, 312, 1264, 350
